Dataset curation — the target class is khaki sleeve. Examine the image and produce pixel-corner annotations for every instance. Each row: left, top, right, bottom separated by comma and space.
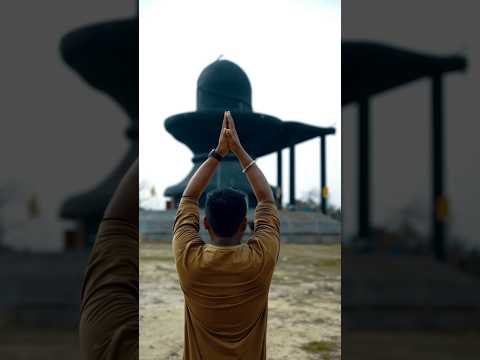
248, 201, 281, 265
172, 197, 204, 281
79, 219, 138, 360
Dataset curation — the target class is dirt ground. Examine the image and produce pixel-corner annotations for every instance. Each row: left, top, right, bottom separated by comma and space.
342, 331, 480, 360
0, 328, 80, 360
140, 241, 341, 360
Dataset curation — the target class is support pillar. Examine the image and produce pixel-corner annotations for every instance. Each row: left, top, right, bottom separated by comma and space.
320, 135, 328, 214
289, 145, 295, 206
277, 150, 283, 209
432, 74, 446, 261
358, 98, 371, 240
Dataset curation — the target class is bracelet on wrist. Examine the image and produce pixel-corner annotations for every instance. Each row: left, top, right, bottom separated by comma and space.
242, 160, 256, 173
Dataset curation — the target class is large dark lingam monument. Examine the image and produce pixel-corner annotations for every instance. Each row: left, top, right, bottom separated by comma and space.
139, 58, 340, 242
164, 59, 336, 211
59, 18, 138, 247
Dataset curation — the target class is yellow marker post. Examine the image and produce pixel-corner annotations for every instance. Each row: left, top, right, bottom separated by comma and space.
436, 196, 448, 222
322, 186, 329, 199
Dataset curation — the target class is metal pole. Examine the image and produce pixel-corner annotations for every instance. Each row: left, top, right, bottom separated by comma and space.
320, 136, 327, 214
289, 146, 295, 207
358, 98, 371, 240
432, 74, 446, 261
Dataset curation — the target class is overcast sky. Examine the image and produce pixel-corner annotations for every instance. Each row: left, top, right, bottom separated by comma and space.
139, 0, 341, 209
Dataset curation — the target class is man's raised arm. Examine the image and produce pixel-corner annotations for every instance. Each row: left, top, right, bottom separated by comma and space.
225, 111, 280, 263
182, 112, 230, 200
225, 111, 275, 203
104, 158, 138, 225
79, 158, 139, 360
172, 112, 230, 260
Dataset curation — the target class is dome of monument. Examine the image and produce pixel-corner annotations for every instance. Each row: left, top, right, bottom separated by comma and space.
196, 59, 253, 112
165, 58, 284, 157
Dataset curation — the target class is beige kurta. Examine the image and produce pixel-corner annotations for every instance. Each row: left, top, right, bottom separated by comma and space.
173, 197, 280, 360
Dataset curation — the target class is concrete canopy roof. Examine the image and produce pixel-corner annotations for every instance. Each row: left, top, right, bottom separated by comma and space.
282, 121, 335, 146
342, 41, 467, 105
165, 112, 335, 159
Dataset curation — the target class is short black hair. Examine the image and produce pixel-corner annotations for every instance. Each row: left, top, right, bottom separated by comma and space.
205, 188, 247, 237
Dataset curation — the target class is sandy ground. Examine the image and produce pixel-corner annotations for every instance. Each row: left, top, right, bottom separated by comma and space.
140, 241, 341, 360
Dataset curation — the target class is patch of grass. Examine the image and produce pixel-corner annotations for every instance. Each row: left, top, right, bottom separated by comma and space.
301, 340, 336, 354
316, 258, 341, 269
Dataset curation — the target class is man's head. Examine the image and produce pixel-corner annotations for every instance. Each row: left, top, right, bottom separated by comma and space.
204, 188, 247, 241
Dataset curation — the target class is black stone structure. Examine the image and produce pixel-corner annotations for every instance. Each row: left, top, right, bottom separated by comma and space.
343, 41, 467, 261
59, 18, 138, 247
164, 59, 335, 210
